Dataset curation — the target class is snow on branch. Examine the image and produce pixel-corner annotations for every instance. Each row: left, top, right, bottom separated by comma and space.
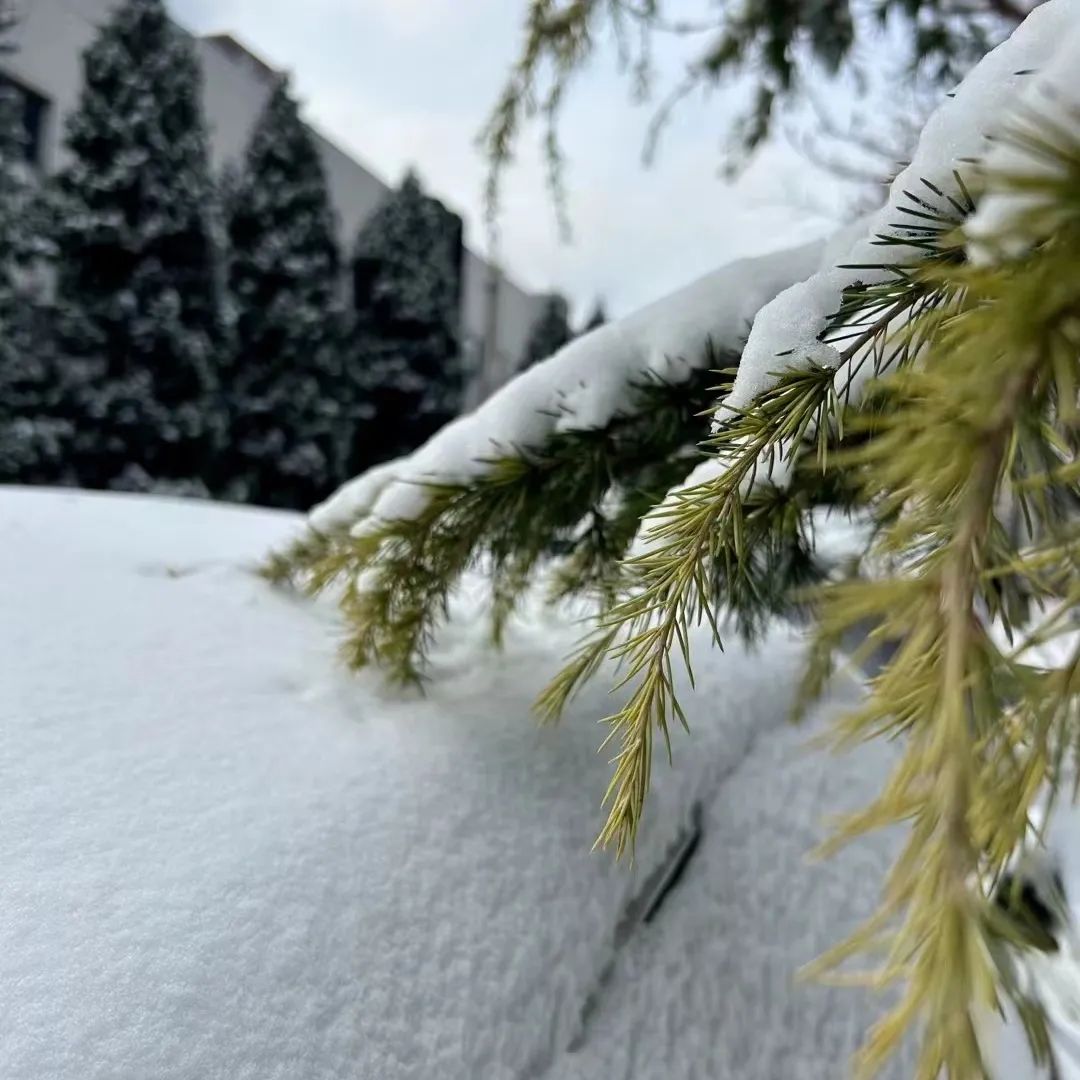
574, 0, 1080, 868
966, 16, 1080, 259
309, 239, 826, 536
637, 0, 1080, 538
724, 0, 1078, 415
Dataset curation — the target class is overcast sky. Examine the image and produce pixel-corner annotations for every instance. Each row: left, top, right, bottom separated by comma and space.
169, 0, 842, 319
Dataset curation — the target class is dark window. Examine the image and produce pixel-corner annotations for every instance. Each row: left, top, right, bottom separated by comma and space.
0, 73, 49, 168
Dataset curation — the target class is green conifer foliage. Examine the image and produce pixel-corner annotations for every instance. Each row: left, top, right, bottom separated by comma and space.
267, 120, 1080, 1077
223, 77, 346, 509
0, 30, 32, 382
53, 0, 224, 493
481, 0, 1037, 223
349, 170, 464, 472
0, 7, 72, 484
265, 6, 1080, 1075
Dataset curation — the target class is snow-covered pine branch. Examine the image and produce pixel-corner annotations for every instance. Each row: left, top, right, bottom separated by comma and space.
308, 238, 824, 538
723, 0, 1076, 416
584, 3, 1080, 1073
263, 2, 1080, 1073
264, 238, 830, 685
306, 0, 1076, 557
624, 0, 1078, 571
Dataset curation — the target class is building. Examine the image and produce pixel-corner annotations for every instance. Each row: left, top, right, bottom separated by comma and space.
0, 0, 547, 403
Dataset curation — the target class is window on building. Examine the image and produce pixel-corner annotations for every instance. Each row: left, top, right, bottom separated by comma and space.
0, 73, 49, 169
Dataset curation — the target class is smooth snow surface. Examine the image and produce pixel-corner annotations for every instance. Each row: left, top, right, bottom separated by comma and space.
0, 486, 933, 1080
553, 677, 917, 1080
310, 240, 824, 535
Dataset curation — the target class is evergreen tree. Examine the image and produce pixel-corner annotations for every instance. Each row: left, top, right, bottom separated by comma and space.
520, 292, 571, 370
348, 170, 464, 471
52, 0, 224, 494
0, 18, 34, 412
581, 300, 606, 334
223, 77, 346, 509
0, 5, 72, 485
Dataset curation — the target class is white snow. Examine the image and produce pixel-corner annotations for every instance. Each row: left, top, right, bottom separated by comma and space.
2, 488, 1070, 1077
725, 0, 1079, 414
551, 678, 920, 1080
810, 507, 876, 571
308, 456, 403, 534
309, 240, 824, 536
966, 18, 1080, 261
1, 486, 943, 1080
728, 278, 845, 412
980, 799, 1080, 1080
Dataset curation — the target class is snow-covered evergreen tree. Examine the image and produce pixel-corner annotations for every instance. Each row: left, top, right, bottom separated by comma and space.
348, 170, 463, 471
520, 292, 571, 370
0, 16, 33, 393
222, 77, 346, 509
0, 5, 72, 485
268, 4, 1080, 1075
0, 15, 28, 277
52, 0, 224, 494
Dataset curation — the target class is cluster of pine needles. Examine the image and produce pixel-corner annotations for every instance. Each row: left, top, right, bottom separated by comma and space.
265, 113, 1080, 1079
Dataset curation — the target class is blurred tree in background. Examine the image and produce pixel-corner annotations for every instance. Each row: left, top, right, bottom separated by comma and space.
581, 300, 607, 333
520, 292, 573, 370
348, 170, 465, 472
223, 77, 348, 509
0, 2, 71, 485
53, 0, 226, 496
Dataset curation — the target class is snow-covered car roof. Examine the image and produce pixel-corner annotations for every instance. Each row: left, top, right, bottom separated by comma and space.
0, 486, 1024, 1079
